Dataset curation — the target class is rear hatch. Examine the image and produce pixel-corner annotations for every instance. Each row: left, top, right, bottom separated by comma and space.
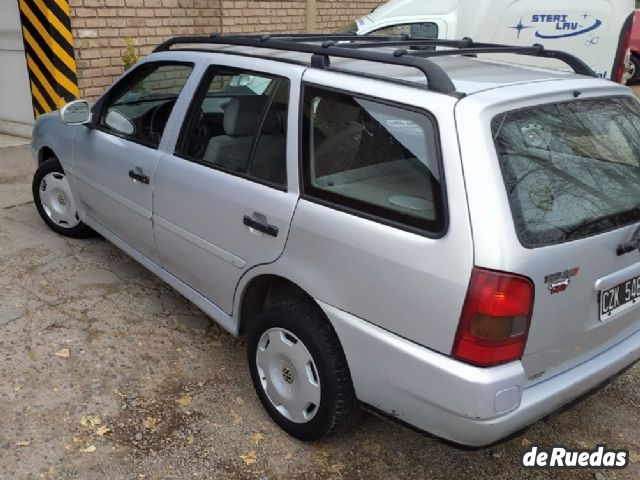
491, 94, 640, 383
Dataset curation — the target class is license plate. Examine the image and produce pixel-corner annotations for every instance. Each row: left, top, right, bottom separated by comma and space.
600, 275, 640, 320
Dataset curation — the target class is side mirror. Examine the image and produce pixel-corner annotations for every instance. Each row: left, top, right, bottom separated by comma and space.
60, 100, 92, 125
230, 74, 254, 87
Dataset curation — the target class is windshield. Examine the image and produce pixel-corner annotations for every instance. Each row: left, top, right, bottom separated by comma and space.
367, 22, 438, 38
492, 96, 640, 248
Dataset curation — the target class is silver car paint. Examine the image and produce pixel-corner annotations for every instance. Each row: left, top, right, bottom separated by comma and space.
263, 68, 474, 355
153, 55, 305, 315
72, 129, 164, 263
31, 111, 74, 169
31, 49, 640, 446
455, 79, 640, 384
70, 58, 201, 264
81, 210, 237, 335
318, 297, 640, 445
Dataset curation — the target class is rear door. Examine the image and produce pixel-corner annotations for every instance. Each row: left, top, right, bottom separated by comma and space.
465, 88, 640, 382
153, 58, 304, 314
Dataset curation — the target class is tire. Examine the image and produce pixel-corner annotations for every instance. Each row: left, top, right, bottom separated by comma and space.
32, 157, 94, 238
247, 300, 360, 441
629, 55, 640, 85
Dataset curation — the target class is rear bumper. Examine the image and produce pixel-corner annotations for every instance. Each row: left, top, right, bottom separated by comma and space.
318, 300, 640, 446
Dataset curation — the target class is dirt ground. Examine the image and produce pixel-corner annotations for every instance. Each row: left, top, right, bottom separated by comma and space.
0, 136, 639, 480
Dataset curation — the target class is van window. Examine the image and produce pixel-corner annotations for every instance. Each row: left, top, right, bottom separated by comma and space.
369, 22, 438, 39
493, 97, 640, 248
301, 86, 445, 235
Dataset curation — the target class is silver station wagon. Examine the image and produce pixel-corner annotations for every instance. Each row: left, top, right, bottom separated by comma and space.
30, 34, 640, 446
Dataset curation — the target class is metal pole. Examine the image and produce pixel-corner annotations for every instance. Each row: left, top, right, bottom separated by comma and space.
305, 0, 317, 33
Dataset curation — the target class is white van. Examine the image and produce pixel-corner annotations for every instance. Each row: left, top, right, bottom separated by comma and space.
354, 0, 635, 82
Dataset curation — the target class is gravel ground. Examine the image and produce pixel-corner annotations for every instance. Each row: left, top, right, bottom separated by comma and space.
0, 141, 639, 480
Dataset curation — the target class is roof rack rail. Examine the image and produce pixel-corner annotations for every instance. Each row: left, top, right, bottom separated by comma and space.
153, 34, 597, 95
395, 43, 596, 77
154, 34, 458, 94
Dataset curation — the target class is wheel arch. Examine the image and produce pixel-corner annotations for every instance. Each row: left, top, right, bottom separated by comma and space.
237, 273, 315, 336
628, 53, 640, 85
38, 146, 57, 165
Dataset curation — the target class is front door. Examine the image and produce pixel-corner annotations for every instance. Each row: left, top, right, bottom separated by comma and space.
73, 62, 194, 262
153, 61, 303, 314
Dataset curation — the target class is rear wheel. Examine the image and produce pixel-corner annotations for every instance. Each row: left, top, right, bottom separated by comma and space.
247, 300, 360, 440
32, 157, 93, 238
628, 55, 640, 85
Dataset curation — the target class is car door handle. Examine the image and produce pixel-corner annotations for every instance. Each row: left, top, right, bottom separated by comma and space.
128, 168, 149, 185
243, 213, 279, 237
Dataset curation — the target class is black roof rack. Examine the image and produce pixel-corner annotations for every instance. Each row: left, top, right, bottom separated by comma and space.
153, 34, 596, 96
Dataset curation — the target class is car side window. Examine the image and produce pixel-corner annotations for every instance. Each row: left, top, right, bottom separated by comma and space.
98, 62, 193, 149
301, 86, 446, 234
175, 67, 290, 188
370, 22, 438, 38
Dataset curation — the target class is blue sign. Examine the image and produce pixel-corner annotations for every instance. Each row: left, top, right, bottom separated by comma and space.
510, 12, 603, 40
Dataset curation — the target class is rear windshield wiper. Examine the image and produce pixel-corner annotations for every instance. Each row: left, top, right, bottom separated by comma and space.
617, 225, 640, 256
561, 207, 640, 242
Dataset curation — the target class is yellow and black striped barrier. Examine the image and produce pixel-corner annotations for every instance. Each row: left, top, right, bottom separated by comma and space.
18, 0, 79, 117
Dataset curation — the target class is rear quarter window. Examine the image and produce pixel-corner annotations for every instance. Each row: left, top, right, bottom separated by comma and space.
301, 86, 446, 236
492, 96, 640, 248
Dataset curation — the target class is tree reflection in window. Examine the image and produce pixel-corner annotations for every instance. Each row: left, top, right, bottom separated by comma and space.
493, 97, 640, 247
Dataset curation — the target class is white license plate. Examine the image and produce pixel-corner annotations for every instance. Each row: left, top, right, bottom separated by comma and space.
600, 275, 640, 321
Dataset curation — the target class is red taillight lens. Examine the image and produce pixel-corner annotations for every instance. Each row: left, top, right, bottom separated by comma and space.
452, 268, 534, 367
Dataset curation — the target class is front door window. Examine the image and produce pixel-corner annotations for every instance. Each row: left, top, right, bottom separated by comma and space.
98, 62, 193, 148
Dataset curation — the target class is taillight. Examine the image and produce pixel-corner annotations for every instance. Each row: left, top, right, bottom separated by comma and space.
452, 268, 534, 367
614, 13, 635, 83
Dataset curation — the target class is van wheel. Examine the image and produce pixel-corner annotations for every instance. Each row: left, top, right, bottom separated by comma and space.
247, 300, 360, 440
32, 157, 93, 238
629, 55, 640, 85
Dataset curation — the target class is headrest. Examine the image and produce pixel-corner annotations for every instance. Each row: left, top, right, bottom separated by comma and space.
223, 96, 281, 136
314, 96, 360, 136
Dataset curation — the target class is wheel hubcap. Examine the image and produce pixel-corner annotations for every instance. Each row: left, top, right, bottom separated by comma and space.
39, 172, 80, 229
256, 328, 321, 423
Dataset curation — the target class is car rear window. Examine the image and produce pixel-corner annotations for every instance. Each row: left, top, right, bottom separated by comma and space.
492, 96, 640, 248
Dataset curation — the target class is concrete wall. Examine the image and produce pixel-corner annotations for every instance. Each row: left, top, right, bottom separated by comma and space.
0, 0, 35, 137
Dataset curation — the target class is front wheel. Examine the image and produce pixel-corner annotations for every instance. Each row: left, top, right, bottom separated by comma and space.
247, 300, 360, 441
32, 157, 93, 238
